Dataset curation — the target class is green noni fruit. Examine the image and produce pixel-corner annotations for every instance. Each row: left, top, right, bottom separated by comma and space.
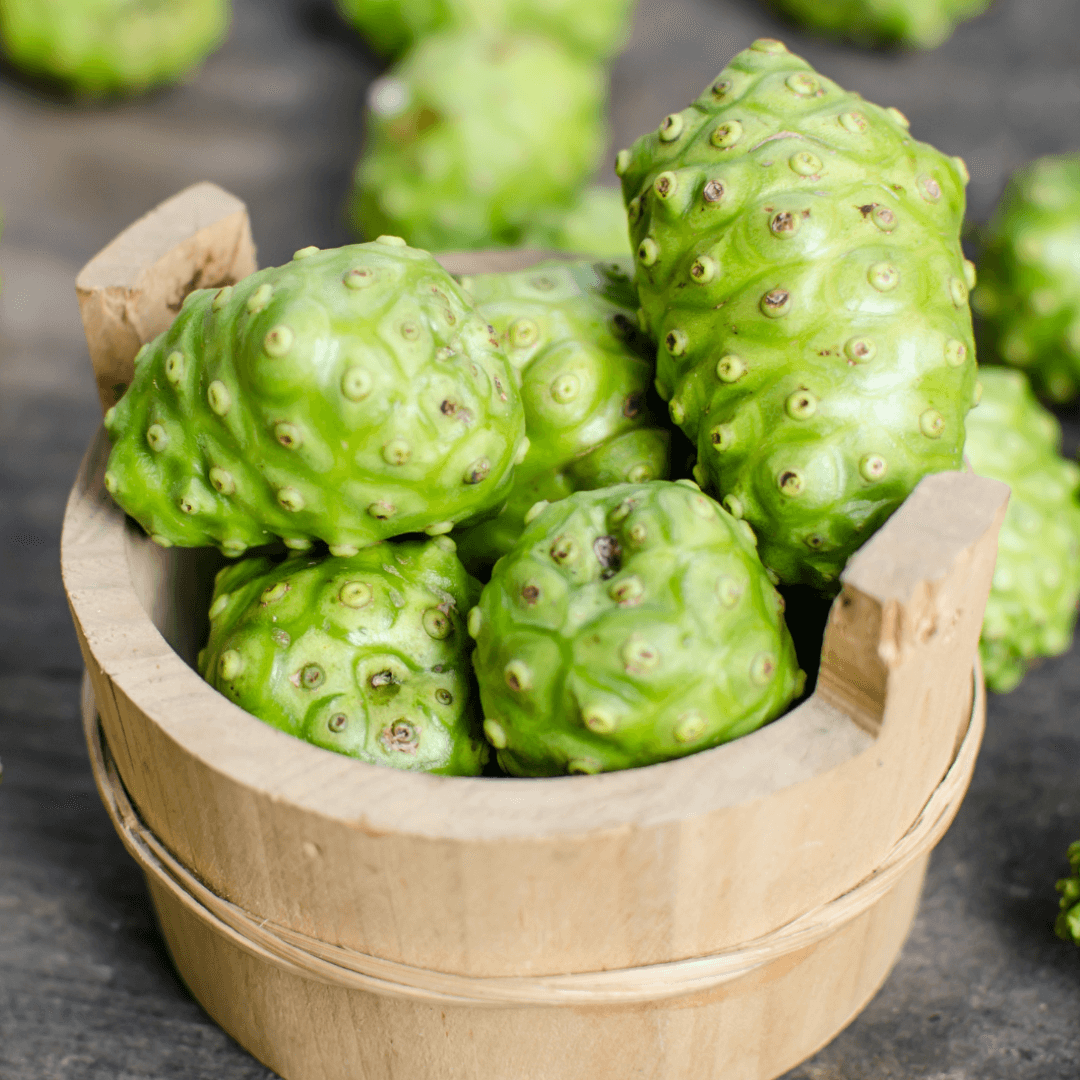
767, 0, 990, 49
520, 187, 632, 258
348, 31, 607, 251
615, 38, 977, 591
973, 154, 1080, 403
453, 259, 670, 573
334, 0, 636, 60
470, 481, 804, 776
102, 239, 527, 558
0, 0, 229, 96
964, 368, 1080, 693
1056, 840, 1080, 945
198, 539, 487, 775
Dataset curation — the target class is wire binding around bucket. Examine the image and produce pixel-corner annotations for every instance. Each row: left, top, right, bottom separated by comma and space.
81, 670, 984, 1009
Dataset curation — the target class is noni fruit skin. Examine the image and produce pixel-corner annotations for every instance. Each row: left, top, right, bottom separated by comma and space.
963, 368, 1080, 693
453, 259, 670, 573
1056, 840, 1080, 945
102, 240, 527, 558
198, 539, 488, 775
334, 0, 636, 60
973, 154, 1080, 404
470, 481, 804, 776
767, 0, 989, 49
616, 38, 977, 591
0, 0, 229, 96
349, 31, 607, 251
520, 187, 633, 258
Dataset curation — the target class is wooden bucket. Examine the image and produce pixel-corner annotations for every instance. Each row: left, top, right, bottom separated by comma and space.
62, 183, 1008, 1080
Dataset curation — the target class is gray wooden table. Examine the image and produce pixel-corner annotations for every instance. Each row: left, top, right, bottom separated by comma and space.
1, 1, 1078, 1076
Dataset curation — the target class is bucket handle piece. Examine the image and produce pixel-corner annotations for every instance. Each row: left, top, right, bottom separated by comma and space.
82, 669, 984, 1009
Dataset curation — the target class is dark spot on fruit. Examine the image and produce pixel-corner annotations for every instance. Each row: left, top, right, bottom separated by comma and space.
623, 391, 645, 419
299, 664, 324, 689
703, 180, 725, 203
441, 399, 472, 422
594, 535, 622, 578
522, 584, 540, 604
381, 720, 419, 753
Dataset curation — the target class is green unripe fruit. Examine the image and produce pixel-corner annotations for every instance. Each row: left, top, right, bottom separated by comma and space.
454, 259, 670, 573
974, 154, 1080, 403
520, 187, 632, 258
0, 0, 229, 96
617, 39, 976, 591
963, 369, 1080, 693
102, 241, 526, 555
1056, 840, 1080, 945
349, 31, 607, 251
197, 540, 487, 775
471, 482, 804, 776
766, 0, 990, 49
333, 0, 636, 60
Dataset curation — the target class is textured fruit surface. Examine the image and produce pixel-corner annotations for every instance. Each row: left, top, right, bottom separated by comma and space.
973, 154, 1080, 403
520, 187, 632, 258
470, 481, 804, 776
768, 0, 989, 48
964, 368, 1080, 693
1056, 840, 1080, 945
334, 0, 636, 59
198, 539, 487, 775
616, 38, 977, 591
0, 0, 229, 95
349, 31, 607, 251
453, 259, 670, 572
103, 240, 526, 557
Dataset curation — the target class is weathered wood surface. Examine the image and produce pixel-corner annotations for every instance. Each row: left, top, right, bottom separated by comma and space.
2, 0, 1080, 1077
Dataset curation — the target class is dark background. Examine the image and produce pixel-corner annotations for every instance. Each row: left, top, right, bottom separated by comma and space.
1, 0, 1079, 1076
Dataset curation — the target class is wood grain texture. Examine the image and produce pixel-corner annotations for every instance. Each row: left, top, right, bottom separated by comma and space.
142, 856, 930, 1080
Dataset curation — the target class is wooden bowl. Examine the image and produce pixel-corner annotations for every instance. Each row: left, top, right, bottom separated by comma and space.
62, 184, 1008, 1080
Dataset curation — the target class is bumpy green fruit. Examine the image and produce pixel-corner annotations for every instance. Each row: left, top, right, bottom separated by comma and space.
453, 259, 670, 572
973, 154, 1080, 403
520, 187, 632, 258
767, 0, 989, 48
334, 0, 635, 60
349, 31, 607, 251
470, 481, 804, 776
1056, 840, 1080, 945
963, 369, 1080, 693
616, 38, 977, 591
103, 240, 526, 557
198, 539, 487, 775
0, 0, 229, 96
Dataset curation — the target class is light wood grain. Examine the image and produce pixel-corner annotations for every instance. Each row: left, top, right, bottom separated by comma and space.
144, 849, 930, 1080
